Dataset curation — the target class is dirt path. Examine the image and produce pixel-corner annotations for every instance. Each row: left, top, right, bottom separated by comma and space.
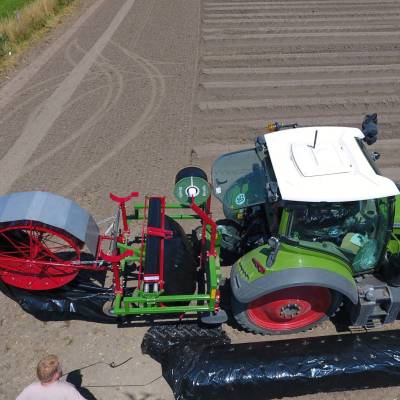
0, 0, 400, 399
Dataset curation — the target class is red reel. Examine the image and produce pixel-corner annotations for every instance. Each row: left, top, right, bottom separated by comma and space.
0, 223, 81, 290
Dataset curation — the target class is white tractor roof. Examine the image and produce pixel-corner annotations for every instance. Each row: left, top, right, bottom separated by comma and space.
264, 126, 399, 202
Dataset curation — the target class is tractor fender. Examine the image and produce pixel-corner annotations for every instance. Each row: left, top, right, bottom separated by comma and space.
231, 263, 358, 305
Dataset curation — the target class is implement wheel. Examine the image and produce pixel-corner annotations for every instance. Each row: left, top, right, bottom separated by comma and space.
0, 222, 81, 290
232, 286, 341, 335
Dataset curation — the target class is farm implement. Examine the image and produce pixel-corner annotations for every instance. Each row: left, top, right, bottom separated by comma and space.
0, 167, 225, 323
1, 115, 400, 335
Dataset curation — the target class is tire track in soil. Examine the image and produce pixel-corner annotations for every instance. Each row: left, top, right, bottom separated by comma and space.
33, 40, 127, 182
193, 0, 400, 180
59, 41, 166, 196
0, 0, 108, 111
23, 52, 124, 174
0, 0, 137, 195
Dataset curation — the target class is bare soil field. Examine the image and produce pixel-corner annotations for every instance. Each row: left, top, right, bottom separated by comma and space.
0, 0, 400, 399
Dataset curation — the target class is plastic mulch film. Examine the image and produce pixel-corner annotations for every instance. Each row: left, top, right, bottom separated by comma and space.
0, 273, 116, 323
141, 324, 231, 363
159, 330, 400, 400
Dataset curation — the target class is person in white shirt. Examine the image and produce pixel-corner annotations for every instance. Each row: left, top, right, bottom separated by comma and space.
16, 354, 86, 400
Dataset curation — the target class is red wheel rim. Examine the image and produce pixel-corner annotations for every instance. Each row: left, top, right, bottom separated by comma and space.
0, 222, 80, 290
248, 286, 332, 331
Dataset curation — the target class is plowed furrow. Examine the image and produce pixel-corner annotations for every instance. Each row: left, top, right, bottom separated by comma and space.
199, 78, 400, 99
204, 1, 399, 6
201, 51, 400, 67
202, 25, 399, 34
201, 65, 400, 80
203, 16, 400, 26
204, 4, 400, 11
194, 0, 400, 149
203, 11, 400, 18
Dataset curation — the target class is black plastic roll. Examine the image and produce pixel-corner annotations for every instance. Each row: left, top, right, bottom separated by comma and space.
142, 324, 231, 363
175, 166, 208, 184
162, 330, 400, 400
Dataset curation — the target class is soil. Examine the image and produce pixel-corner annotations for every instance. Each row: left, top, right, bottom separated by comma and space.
0, 0, 400, 399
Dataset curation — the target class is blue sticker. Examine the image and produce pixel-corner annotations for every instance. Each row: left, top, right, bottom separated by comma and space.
235, 193, 246, 206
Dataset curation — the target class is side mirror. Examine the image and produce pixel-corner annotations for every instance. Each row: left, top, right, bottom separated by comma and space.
267, 182, 279, 203
371, 151, 380, 162
266, 237, 280, 268
361, 113, 378, 145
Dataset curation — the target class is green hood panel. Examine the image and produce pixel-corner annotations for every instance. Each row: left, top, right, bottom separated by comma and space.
237, 242, 353, 283
389, 195, 400, 255
232, 242, 357, 304
394, 195, 400, 232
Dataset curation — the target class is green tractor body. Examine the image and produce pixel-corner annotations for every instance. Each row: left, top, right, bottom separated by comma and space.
212, 121, 400, 334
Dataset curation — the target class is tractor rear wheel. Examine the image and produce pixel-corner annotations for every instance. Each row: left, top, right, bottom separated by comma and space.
232, 286, 341, 335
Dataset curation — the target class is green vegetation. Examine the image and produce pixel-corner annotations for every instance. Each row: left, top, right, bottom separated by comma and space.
0, 0, 35, 21
0, 0, 75, 61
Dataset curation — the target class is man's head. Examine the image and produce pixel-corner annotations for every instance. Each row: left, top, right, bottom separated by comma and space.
36, 355, 62, 384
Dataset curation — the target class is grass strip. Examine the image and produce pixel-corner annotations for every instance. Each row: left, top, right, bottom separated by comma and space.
0, 0, 75, 59
0, 0, 36, 21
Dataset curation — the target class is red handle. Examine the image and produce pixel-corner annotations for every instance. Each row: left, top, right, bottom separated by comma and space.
100, 249, 134, 263
109, 192, 139, 204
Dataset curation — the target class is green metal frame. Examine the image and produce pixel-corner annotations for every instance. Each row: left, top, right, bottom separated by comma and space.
111, 202, 221, 317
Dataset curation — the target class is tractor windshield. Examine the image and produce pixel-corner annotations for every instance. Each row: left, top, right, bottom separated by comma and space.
211, 148, 267, 210
287, 197, 393, 273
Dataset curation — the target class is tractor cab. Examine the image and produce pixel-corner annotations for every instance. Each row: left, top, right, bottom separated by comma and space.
264, 125, 399, 273
212, 125, 399, 270
214, 124, 400, 335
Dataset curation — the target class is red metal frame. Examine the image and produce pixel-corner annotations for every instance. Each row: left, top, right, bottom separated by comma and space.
190, 196, 217, 257
0, 191, 218, 294
136, 196, 174, 290
137, 196, 148, 291
0, 222, 82, 290
109, 192, 139, 234
100, 249, 133, 294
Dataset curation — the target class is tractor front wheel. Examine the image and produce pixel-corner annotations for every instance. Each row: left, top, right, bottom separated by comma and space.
232, 286, 341, 335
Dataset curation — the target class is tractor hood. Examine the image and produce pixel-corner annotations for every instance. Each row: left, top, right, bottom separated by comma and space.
264, 127, 399, 202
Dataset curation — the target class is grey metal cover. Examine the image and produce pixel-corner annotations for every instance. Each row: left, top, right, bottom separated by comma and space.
0, 191, 99, 255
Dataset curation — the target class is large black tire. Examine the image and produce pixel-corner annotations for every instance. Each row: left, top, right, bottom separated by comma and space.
232, 287, 342, 335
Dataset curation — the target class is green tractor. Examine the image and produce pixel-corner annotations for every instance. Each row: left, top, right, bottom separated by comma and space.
212, 119, 400, 334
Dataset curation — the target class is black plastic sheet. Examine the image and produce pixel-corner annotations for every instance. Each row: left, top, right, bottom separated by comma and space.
142, 324, 231, 363
159, 330, 400, 400
0, 273, 115, 323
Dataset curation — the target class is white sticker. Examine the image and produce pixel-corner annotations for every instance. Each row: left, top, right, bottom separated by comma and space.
185, 185, 199, 197
216, 187, 222, 194
235, 193, 246, 205
350, 234, 366, 247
